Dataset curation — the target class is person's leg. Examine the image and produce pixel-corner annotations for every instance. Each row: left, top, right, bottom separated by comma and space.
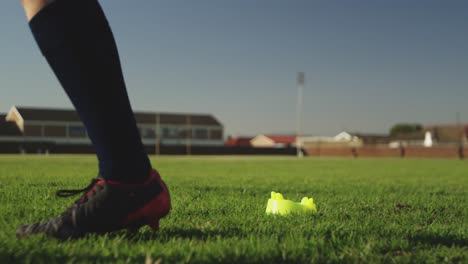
17, 0, 171, 239
22, 0, 150, 183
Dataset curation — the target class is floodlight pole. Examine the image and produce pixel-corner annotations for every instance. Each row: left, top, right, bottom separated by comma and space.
155, 113, 161, 156
456, 112, 464, 159
296, 72, 305, 158
186, 115, 191, 156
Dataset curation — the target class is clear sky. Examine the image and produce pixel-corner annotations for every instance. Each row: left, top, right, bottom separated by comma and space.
0, 0, 467, 137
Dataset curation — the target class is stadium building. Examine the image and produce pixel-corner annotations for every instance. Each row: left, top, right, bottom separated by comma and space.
0, 106, 224, 153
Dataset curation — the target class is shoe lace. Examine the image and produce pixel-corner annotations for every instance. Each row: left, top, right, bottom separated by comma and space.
56, 178, 101, 198
54, 178, 103, 228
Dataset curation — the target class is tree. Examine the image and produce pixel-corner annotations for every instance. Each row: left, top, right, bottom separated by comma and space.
390, 123, 423, 137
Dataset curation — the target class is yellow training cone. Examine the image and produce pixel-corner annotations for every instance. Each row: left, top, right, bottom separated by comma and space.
265, 191, 317, 215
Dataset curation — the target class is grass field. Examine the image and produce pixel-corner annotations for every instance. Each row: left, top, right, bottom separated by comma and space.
0, 155, 467, 263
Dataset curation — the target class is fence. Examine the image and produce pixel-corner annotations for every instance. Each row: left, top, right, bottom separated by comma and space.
305, 146, 467, 159
1, 141, 466, 158
0, 141, 297, 156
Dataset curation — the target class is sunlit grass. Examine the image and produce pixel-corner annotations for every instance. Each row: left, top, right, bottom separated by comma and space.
0, 155, 467, 263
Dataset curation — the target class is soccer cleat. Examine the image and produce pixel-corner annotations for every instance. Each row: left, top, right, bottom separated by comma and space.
16, 169, 171, 240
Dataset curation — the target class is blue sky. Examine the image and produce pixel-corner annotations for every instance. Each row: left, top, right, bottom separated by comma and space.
0, 0, 467, 136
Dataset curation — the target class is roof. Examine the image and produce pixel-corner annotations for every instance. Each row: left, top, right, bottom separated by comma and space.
16, 107, 82, 122
264, 135, 296, 144
0, 121, 22, 136
334, 131, 353, 141
14, 106, 222, 126
225, 137, 252, 147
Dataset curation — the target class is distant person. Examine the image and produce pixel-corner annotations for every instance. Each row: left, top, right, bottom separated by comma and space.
351, 147, 358, 158
458, 144, 464, 160
16, 0, 171, 239
399, 144, 405, 158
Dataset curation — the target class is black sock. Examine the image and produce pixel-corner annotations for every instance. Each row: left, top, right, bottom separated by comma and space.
29, 0, 151, 183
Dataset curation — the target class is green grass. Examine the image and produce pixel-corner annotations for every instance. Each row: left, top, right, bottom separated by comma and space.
0, 155, 467, 263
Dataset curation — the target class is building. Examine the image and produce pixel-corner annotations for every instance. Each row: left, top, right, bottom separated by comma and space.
352, 133, 390, 145
250, 135, 296, 148
389, 124, 468, 147
0, 106, 223, 153
224, 136, 253, 147
300, 131, 363, 148
224, 134, 297, 148
425, 124, 468, 145
0, 113, 22, 137
231, 132, 365, 149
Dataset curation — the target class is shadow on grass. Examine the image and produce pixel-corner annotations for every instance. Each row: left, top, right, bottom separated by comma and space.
0, 254, 135, 264
104, 226, 245, 242
158, 226, 244, 241
409, 232, 467, 247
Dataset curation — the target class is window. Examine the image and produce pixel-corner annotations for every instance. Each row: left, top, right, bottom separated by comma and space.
179, 128, 192, 138
44, 125, 66, 137
69, 126, 86, 138
162, 127, 179, 138
210, 129, 223, 139
142, 128, 156, 139
194, 128, 208, 139
24, 125, 42, 136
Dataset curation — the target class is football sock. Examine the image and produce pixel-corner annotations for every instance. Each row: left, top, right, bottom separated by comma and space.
29, 0, 151, 183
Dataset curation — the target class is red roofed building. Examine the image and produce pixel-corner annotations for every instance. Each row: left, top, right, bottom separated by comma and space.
250, 134, 297, 148
225, 137, 253, 147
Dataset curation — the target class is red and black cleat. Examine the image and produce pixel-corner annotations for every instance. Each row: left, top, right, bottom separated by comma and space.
16, 169, 171, 240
